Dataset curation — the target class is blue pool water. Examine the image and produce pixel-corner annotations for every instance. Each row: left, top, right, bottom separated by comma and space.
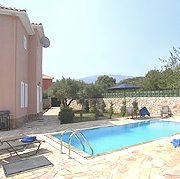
52, 120, 180, 155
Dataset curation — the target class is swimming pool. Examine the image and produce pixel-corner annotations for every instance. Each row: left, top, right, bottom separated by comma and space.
52, 120, 180, 155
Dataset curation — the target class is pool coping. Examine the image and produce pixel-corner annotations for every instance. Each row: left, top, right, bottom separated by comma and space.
42, 119, 180, 163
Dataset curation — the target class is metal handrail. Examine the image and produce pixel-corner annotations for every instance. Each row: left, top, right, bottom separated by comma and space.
69, 131, 85, 151
60, 129, 81, 153
68, 130, 93, 158
73, 130, 94, 155
60, 128, 93, 159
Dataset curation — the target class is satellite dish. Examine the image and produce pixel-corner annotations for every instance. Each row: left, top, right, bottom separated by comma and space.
40, 36, 50, 48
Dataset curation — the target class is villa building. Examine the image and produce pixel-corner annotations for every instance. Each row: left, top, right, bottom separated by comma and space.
42, 74, 54, 91
0, 6, 49, 128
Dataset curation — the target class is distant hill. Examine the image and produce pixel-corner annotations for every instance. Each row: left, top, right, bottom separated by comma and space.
79, 75, 134, 83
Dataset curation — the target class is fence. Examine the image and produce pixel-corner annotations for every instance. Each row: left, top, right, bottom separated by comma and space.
102, 90, 180, 98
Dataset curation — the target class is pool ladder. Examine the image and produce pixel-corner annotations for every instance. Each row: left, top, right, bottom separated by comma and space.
60, 128, 94, 159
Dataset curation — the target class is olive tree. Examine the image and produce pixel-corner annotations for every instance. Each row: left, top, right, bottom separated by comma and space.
51, 77, 84, 107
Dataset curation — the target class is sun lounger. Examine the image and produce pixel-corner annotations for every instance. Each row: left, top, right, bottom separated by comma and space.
0, 136, 43, 158
160, 105, 172, 117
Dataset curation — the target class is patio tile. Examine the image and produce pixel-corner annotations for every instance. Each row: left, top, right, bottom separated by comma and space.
151, 157, 165, 167
139, 168, 151, 179
0, 108, 180, 179
141, 160, 152, 168
149, 173, 165, 179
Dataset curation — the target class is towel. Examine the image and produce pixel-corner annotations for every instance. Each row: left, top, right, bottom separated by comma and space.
171, 139, 180, 148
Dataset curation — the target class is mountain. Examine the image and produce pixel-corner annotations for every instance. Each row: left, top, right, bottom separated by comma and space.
79, 75, 134, 83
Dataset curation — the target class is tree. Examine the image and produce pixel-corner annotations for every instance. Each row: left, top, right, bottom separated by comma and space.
51, 78, 103, 110
51, 77, 84, 107
160, 68, 174, 90
119, 77, 145, 88
95, 75, 116, 93
82, 84, 102, 113
143, 70, 162, 90
159, 47, 180, 90
159, 47, 180, 71
76, 83, 100, 112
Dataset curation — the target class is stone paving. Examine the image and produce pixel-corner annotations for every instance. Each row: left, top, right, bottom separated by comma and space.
0, 107, 180, 179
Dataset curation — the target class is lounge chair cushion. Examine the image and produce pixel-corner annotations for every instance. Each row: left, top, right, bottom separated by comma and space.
21, 136, 36, 143
171, 139, 180, 148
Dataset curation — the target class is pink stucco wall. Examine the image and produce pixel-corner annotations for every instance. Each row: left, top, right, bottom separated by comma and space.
28, 35, 37, 115
0, 14, 43, 128
0, 15, 16, 120
15, 18, 29, 121
28, 30, 43, 114
35, 29, 43, 112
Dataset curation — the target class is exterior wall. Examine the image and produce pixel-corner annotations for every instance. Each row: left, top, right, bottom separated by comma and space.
0, 14, 43, 128
0, 15, 16, 126
15, 18, 29, 126
35, 29, 43, 113
28, 30, 43, 116
28, 35, 37, 115
43, 78, 53, 90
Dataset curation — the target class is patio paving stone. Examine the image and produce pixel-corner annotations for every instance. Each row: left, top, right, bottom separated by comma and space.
0, 107, 180, 178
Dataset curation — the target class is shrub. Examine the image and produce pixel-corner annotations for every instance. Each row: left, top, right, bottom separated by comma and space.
120, 100, 126, 117
43, 91, 48, 99
98, 99, 106, 113
89, 99, 96, 113
132, 99, 138, 118
84, 100, 89, 112
58, 107, 74, 124
108, 102, 114, 119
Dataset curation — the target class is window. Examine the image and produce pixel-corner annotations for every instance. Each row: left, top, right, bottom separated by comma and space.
21, 82, 28, 108
24, 35, 27, 50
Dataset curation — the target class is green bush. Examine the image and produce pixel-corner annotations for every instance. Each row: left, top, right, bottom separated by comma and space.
89, 99, 96, 113
98, 99, 106, 113
84, 100, 89, 112
132, 99, 138, 118
58, 107, 74, 124
108, 102, 114, 119
43, 91, 48, 99
120, 100, 126, 117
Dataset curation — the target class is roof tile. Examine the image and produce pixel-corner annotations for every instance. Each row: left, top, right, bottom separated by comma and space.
43, 74, 54, 80
32, 22, 42, 26
0, 5, 26, 12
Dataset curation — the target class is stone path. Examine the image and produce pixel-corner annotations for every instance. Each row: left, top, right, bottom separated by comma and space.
0, 108, 180, 179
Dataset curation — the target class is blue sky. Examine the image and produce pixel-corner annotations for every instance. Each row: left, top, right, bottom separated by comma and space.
1, 0, 180, 80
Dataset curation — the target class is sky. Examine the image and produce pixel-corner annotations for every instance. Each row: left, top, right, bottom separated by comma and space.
1, 0, 180, 80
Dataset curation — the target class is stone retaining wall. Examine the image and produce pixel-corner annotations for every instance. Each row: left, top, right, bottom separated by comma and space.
103, 97, 180, 115
69, 101, 82, 110
70, 97, 180, 116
